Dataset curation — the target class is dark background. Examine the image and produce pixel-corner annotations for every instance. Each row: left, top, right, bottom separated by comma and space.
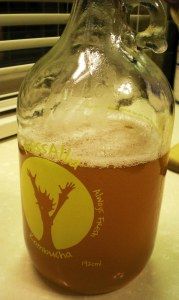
0, 1, 72, 67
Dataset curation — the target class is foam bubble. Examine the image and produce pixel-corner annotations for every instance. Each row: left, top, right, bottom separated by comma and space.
19, 112, 168, 168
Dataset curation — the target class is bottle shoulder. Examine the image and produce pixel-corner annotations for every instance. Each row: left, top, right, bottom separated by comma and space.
18, 45, 173, 113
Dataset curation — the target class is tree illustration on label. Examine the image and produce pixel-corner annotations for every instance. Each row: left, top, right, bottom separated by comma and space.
21, 157, 94, 250
28, 170, 75, 249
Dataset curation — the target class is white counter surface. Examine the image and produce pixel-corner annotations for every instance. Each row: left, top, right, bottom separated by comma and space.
0, 105, 179, 300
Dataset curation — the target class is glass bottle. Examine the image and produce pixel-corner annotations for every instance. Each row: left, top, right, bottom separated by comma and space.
17, 0, 174, 295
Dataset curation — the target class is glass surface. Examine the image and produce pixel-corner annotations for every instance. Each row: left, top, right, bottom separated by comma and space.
17, 0, 174, 295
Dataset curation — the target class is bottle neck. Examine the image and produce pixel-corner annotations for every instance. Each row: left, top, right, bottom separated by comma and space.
73, 0, 122, 10
65, 0, 126, 48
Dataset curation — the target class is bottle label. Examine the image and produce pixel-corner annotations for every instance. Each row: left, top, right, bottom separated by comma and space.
21, 156, 96, 252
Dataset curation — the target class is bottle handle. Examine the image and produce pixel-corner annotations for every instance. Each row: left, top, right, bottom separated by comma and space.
126, 0, 168, 53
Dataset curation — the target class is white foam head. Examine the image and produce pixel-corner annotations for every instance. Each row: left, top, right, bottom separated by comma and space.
19, 108, 169, 168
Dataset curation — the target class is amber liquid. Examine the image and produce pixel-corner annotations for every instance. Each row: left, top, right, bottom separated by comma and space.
20, 147, 168, 295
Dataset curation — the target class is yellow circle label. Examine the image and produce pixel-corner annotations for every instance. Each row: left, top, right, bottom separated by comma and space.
21, 157, 94, 250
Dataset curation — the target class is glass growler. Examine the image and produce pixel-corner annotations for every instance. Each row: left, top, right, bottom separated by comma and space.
17, 0, 174, 295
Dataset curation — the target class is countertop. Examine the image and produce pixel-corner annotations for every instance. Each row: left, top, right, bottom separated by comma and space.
0, 105, 179, 300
